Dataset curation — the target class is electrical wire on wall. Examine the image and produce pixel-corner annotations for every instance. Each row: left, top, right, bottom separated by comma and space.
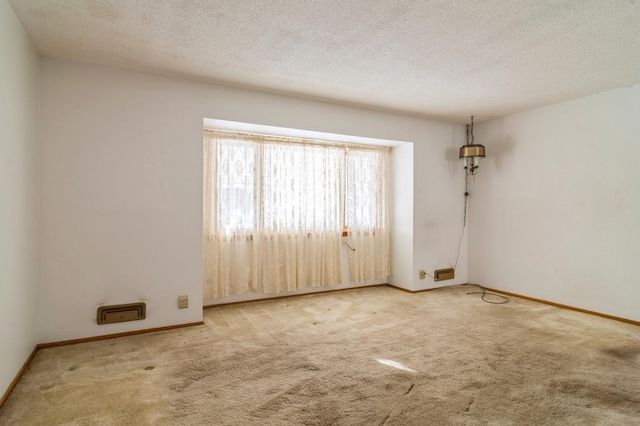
454, 122, 508, 304
453, 122, 471, 272
453, 170, 469, 272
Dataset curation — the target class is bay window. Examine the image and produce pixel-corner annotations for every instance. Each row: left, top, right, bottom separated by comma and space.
203, 130, 389, 299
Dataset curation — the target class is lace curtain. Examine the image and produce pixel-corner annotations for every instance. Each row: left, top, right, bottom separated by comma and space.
203, 138, 257, 298
204, 130, 389, 299
345, 149, 391, 282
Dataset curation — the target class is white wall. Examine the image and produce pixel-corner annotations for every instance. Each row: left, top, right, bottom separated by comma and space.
39, 58, 467, 342
389, 143, 414, 290
413, 123, 468, 291
470, 85, 640, 321
0, 0, 39, 397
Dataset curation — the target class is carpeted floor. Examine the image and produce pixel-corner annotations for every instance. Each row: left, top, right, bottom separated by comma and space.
1, 284, 639, 425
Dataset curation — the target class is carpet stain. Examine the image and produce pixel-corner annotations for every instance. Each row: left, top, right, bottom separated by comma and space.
601, 345, 640, 360
550, 379, 640, 411
464, 399, 474, 412
461, 380, 487, 390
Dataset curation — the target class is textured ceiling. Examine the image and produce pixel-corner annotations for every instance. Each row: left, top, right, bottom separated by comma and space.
7, 0, 640, 122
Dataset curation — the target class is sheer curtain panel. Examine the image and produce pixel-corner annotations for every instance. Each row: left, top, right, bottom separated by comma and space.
203, 138, 257, 299
345, 148, 391, 282
203, 131, 345, 299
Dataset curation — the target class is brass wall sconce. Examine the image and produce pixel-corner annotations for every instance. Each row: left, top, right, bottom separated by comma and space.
459, 116, 485, 180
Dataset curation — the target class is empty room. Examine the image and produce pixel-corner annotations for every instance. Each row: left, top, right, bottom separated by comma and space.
1, 1, 639, 424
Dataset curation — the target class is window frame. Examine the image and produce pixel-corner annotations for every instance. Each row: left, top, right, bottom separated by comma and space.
205, 130, 389, 238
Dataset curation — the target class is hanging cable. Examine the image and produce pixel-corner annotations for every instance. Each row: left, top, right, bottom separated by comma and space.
454, 161, 470, 271
343, 241, 356, 251
453, 121, 470, 270
466, 284, 509, 304
455, 116, 503, 304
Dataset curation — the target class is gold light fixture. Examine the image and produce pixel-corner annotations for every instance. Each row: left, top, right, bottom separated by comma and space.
459, 116, 485, 180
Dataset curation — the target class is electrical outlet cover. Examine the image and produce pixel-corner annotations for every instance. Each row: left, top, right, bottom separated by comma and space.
178, 295, 189, 309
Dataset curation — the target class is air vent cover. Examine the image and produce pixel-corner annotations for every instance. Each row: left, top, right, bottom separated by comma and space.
434, 268, 455, 281
97, 303, 146, 325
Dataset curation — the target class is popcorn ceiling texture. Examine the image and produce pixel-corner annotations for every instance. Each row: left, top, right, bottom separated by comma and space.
7, 0, 640, 122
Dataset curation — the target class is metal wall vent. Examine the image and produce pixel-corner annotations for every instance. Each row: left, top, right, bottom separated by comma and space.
434, 268, 455, 281
97, 302, 146, 325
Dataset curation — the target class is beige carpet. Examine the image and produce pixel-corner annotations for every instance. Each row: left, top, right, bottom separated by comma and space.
2, 284, 639, 425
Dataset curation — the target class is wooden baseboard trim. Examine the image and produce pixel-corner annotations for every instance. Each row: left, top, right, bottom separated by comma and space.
38, 321, 205, 349
385, 284, 414, 293
482, 286, 640, 327
204, 283, 455, 308
386, 283, 446, 294
204, 284, 388, 309
411, 287, 443, 294
0, 345, 38, 410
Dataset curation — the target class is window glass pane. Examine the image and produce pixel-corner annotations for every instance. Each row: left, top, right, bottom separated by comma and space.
262, 143, 341, 231
217, 139, 255, 231
346, 150, 381, 228
211, 132, 385, 234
